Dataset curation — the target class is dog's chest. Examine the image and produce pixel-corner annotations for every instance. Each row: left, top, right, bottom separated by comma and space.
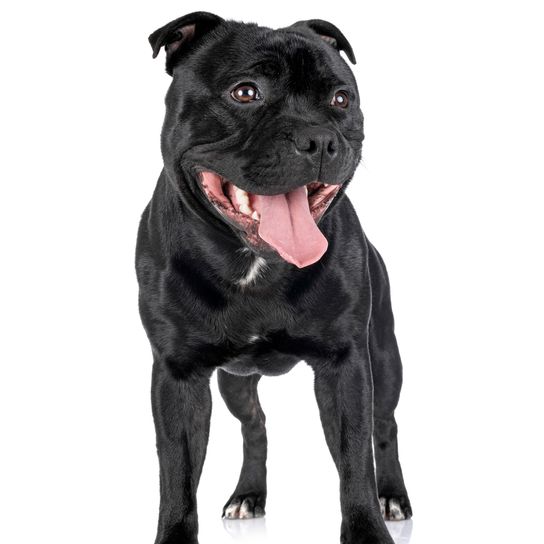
220, 345, 301, 377
154, 258, 361, 372
209, 300, 353, 375
217, 329, 329, 376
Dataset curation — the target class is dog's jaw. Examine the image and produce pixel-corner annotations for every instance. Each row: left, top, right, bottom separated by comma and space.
199, 171, 342, 267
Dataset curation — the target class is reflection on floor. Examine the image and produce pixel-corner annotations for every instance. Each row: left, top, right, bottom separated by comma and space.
223, 517, 267, 540
223, 517, 413, 543
386, 520, 413, 543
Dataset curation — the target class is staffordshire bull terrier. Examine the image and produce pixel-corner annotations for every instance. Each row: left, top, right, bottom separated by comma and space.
136, 11, 412, 544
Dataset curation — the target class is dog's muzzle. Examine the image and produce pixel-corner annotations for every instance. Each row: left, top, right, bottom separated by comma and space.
200, 172, 342, 267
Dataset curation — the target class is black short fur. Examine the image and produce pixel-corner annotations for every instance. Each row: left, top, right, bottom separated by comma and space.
136, 12, 411, 544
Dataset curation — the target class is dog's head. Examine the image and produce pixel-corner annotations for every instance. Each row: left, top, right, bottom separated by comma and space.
150, 12, 364, 267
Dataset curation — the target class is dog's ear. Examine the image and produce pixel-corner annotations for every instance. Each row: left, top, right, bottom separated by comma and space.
289, 19, 356, 64
149, 11, 224, 75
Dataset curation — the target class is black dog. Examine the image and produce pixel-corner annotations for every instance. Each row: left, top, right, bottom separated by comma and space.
136, 12, 411, 544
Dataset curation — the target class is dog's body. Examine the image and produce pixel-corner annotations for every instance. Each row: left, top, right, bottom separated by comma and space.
136, 12, 411, 544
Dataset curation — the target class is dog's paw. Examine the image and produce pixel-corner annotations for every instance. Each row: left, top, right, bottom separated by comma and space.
379, 496, 412, 521
222, 492, 265, 519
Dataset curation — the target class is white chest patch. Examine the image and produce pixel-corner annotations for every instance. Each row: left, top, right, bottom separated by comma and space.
237, 256, 267, 287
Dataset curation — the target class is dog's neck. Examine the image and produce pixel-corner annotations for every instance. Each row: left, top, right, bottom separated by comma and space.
235, 249, 269, 287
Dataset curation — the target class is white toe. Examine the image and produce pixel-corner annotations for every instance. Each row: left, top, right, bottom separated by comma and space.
238, 498, 253, 519
379, 497, 387, 518
388, 498, 406, 521
224, 502, 241, 519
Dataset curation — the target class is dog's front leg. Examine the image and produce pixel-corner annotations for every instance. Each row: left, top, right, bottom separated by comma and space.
312, 349, 394, 544
151, 359, 212, 544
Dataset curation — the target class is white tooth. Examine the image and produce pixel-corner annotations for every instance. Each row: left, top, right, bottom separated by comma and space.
324, 183, 329, 187
252, 210, 260, 220
304, 186, 308, 195
240, 204, 252, 215
235, 188, 250, 206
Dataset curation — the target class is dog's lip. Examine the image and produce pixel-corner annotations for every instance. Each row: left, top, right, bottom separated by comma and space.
198, 171, 342, 228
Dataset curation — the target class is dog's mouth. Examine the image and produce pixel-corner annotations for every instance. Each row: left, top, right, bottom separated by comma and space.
199, 171, 342, 268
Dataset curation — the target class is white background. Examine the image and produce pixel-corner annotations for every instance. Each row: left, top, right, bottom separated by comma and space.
1, 1, 543, 543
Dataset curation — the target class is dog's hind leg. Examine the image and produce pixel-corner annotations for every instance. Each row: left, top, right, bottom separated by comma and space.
218, 370, 267, 519
368, 242, 413, 521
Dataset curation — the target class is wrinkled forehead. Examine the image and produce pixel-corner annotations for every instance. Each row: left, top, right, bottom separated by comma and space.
195, 25, 355, 93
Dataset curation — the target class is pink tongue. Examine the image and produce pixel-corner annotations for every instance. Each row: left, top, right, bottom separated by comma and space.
253, 187, 328, 268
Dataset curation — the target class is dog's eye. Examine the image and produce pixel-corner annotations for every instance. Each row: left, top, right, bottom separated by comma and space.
231, 84, 261, 103
331, 90, 349, 108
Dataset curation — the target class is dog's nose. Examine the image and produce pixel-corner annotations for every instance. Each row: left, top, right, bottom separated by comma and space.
293, 128, 338, 161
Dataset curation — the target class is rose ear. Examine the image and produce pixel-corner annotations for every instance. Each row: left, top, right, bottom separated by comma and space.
289, 19, 356, 64
149, 11, 224, 75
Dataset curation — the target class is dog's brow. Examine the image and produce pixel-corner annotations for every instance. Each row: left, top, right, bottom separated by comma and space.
234, 58, 284, 79
220, 58, 347, 92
